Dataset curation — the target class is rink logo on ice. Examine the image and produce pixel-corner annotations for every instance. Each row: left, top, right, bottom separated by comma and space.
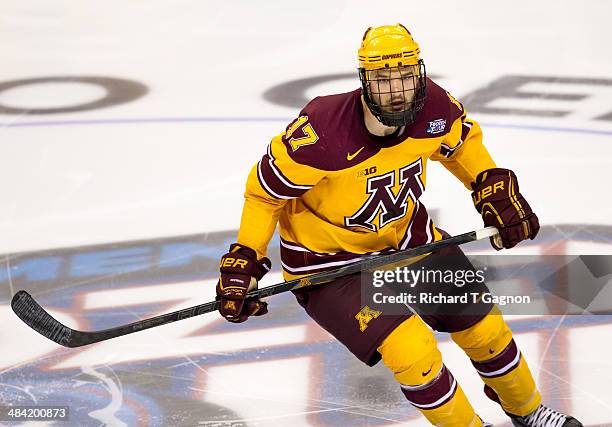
266, 73, 612, 123
427, 118, 446, 134
0, 229, 261, 289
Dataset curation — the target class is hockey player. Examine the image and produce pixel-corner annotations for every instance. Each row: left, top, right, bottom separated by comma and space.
215, 24, 582, 426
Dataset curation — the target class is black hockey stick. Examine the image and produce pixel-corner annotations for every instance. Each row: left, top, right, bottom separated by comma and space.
11, 227, 498, 347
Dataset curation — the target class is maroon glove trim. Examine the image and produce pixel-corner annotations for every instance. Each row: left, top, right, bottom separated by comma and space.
471, 168, 540, 249
217, 243, 272, 322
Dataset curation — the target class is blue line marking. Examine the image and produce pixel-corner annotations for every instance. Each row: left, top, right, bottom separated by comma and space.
1, 116, 612, 136
0, 116, 291, 127
480, 122, 612, 136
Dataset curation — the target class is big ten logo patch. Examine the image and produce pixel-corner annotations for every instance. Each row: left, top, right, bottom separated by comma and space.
355, 305, 382, 332
356, 166, 377, 179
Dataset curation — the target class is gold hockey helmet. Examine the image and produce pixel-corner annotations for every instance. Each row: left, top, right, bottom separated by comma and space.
358, 24, 421, 70
358, 24, 427, 126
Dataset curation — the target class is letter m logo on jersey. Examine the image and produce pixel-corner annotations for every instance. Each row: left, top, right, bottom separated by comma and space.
345, 159, 424, 231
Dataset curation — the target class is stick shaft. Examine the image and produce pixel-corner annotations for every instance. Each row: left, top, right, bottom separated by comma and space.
11, 227, 496, 347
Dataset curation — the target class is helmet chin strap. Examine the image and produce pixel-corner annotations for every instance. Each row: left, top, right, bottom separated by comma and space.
361, 96, 402, 137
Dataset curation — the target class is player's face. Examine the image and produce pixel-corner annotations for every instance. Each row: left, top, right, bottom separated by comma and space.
367, 66, 419, 114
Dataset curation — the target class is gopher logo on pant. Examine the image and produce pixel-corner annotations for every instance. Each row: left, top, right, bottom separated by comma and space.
355, 305, 383, 332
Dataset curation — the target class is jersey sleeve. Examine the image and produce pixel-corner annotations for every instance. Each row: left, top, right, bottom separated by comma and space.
430, 92, 496, 189
237, 115, 327, 258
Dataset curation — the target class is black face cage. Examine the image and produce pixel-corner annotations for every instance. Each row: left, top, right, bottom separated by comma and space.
359, 60, 427, 127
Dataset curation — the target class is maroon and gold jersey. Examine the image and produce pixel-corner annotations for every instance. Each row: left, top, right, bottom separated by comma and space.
237, 78, 495, 279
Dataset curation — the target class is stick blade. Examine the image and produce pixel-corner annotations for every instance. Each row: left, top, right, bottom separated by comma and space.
11, 290, 75, 347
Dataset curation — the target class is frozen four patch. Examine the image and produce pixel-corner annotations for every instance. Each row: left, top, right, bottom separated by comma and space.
427, 118, 447, 134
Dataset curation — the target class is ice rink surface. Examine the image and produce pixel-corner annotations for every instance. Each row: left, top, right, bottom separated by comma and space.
1, 1, 612, 425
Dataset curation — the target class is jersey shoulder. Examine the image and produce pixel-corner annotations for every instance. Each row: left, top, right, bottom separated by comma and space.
408, 78, 465, 139
279, 89, 372, 171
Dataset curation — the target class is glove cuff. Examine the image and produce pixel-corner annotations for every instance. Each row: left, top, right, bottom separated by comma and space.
471, 168, 517, 190
227, 243, 271, 280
